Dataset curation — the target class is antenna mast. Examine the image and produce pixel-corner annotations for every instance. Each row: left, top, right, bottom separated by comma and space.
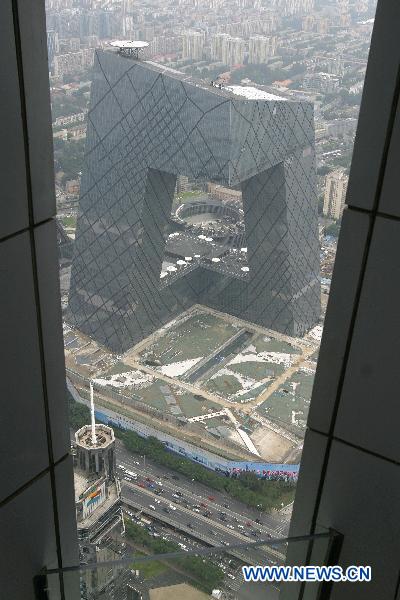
90, 381, 96, 446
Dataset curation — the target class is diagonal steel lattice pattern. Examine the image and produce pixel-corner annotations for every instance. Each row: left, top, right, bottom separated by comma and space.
67, 51, 320, 353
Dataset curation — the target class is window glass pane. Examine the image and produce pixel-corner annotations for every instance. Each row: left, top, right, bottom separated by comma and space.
45, 0, 377, 596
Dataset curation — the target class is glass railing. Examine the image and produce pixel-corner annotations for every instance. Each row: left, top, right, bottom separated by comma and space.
36, 527, 342, 600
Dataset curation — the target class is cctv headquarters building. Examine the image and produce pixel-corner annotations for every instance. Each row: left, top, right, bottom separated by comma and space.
67, 48, 320, 352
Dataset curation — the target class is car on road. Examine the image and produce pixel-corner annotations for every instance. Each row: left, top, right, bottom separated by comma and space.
227, 573, 236, 580
149, 504, 156, 511
200, 502, 207, 507
178, 543, 188, 551
192, 508, 200, 513
203, 510, 212, 518
255, 518, 262, 524
221, 540, 230, 546
226, 524, 234, 530
172, 493, 180, 498
208, 496, 215, 501
169, 504, 177, 511
138, 482, 145, 488
245, 521, 252, 526
175, 491, 183, 497
237, 524, 244, 530
223, 503, 229, 508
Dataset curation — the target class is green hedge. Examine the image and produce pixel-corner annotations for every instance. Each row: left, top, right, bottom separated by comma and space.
122, 430, 295, 512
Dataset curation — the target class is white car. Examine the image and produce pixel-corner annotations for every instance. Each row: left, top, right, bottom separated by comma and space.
227, 573, 236, 580
149, 504, 156, 511
178, 543, 188, 551
169, 504, 177, 511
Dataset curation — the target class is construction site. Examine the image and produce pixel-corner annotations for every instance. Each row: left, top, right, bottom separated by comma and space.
65, 304, 322, 468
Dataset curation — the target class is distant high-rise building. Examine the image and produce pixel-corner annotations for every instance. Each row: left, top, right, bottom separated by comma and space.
316, 16, 329, 34
69, 37, 81, 52
221, 36, 245, 66
337, 0, 351, 26
182, 30, 206, 61
53, 49, 94, 77
150, 35, 181, 56
68, 50, 320, 352
249, 35, 277, 64
323, 169, 348, 219
211, 32, 231, 61
212, 32, 246, 65
302, 15, 316, 31
303, 72, 340, 93
270, 0, 314, 17
46, 29, 59, 71
176, 175, 190, 194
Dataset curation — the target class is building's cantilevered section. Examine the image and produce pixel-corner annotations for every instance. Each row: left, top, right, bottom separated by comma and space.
68, 49, 320, 352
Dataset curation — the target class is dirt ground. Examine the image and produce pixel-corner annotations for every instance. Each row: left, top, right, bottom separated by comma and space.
251, 425, 295, 462
149, 583, 210, 600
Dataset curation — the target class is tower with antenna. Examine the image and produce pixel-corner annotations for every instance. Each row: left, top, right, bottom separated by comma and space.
72, 382, 122, 596
74, 382, 116, 481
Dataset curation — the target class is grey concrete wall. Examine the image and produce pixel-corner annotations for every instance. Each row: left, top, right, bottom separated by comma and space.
0, 1, 79, 597
282, 2, 400, 599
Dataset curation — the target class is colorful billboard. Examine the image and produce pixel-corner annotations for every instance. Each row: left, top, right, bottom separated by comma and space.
82, 481, 106, 519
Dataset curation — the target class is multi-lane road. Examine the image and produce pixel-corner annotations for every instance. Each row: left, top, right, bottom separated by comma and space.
117, 442, 290, 566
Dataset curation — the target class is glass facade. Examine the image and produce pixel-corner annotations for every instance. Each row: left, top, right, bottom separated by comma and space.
68, 51, 320, 352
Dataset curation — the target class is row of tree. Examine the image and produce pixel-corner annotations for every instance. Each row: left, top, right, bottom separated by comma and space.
122, 429, 295, 512
125, 520, 224, 593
